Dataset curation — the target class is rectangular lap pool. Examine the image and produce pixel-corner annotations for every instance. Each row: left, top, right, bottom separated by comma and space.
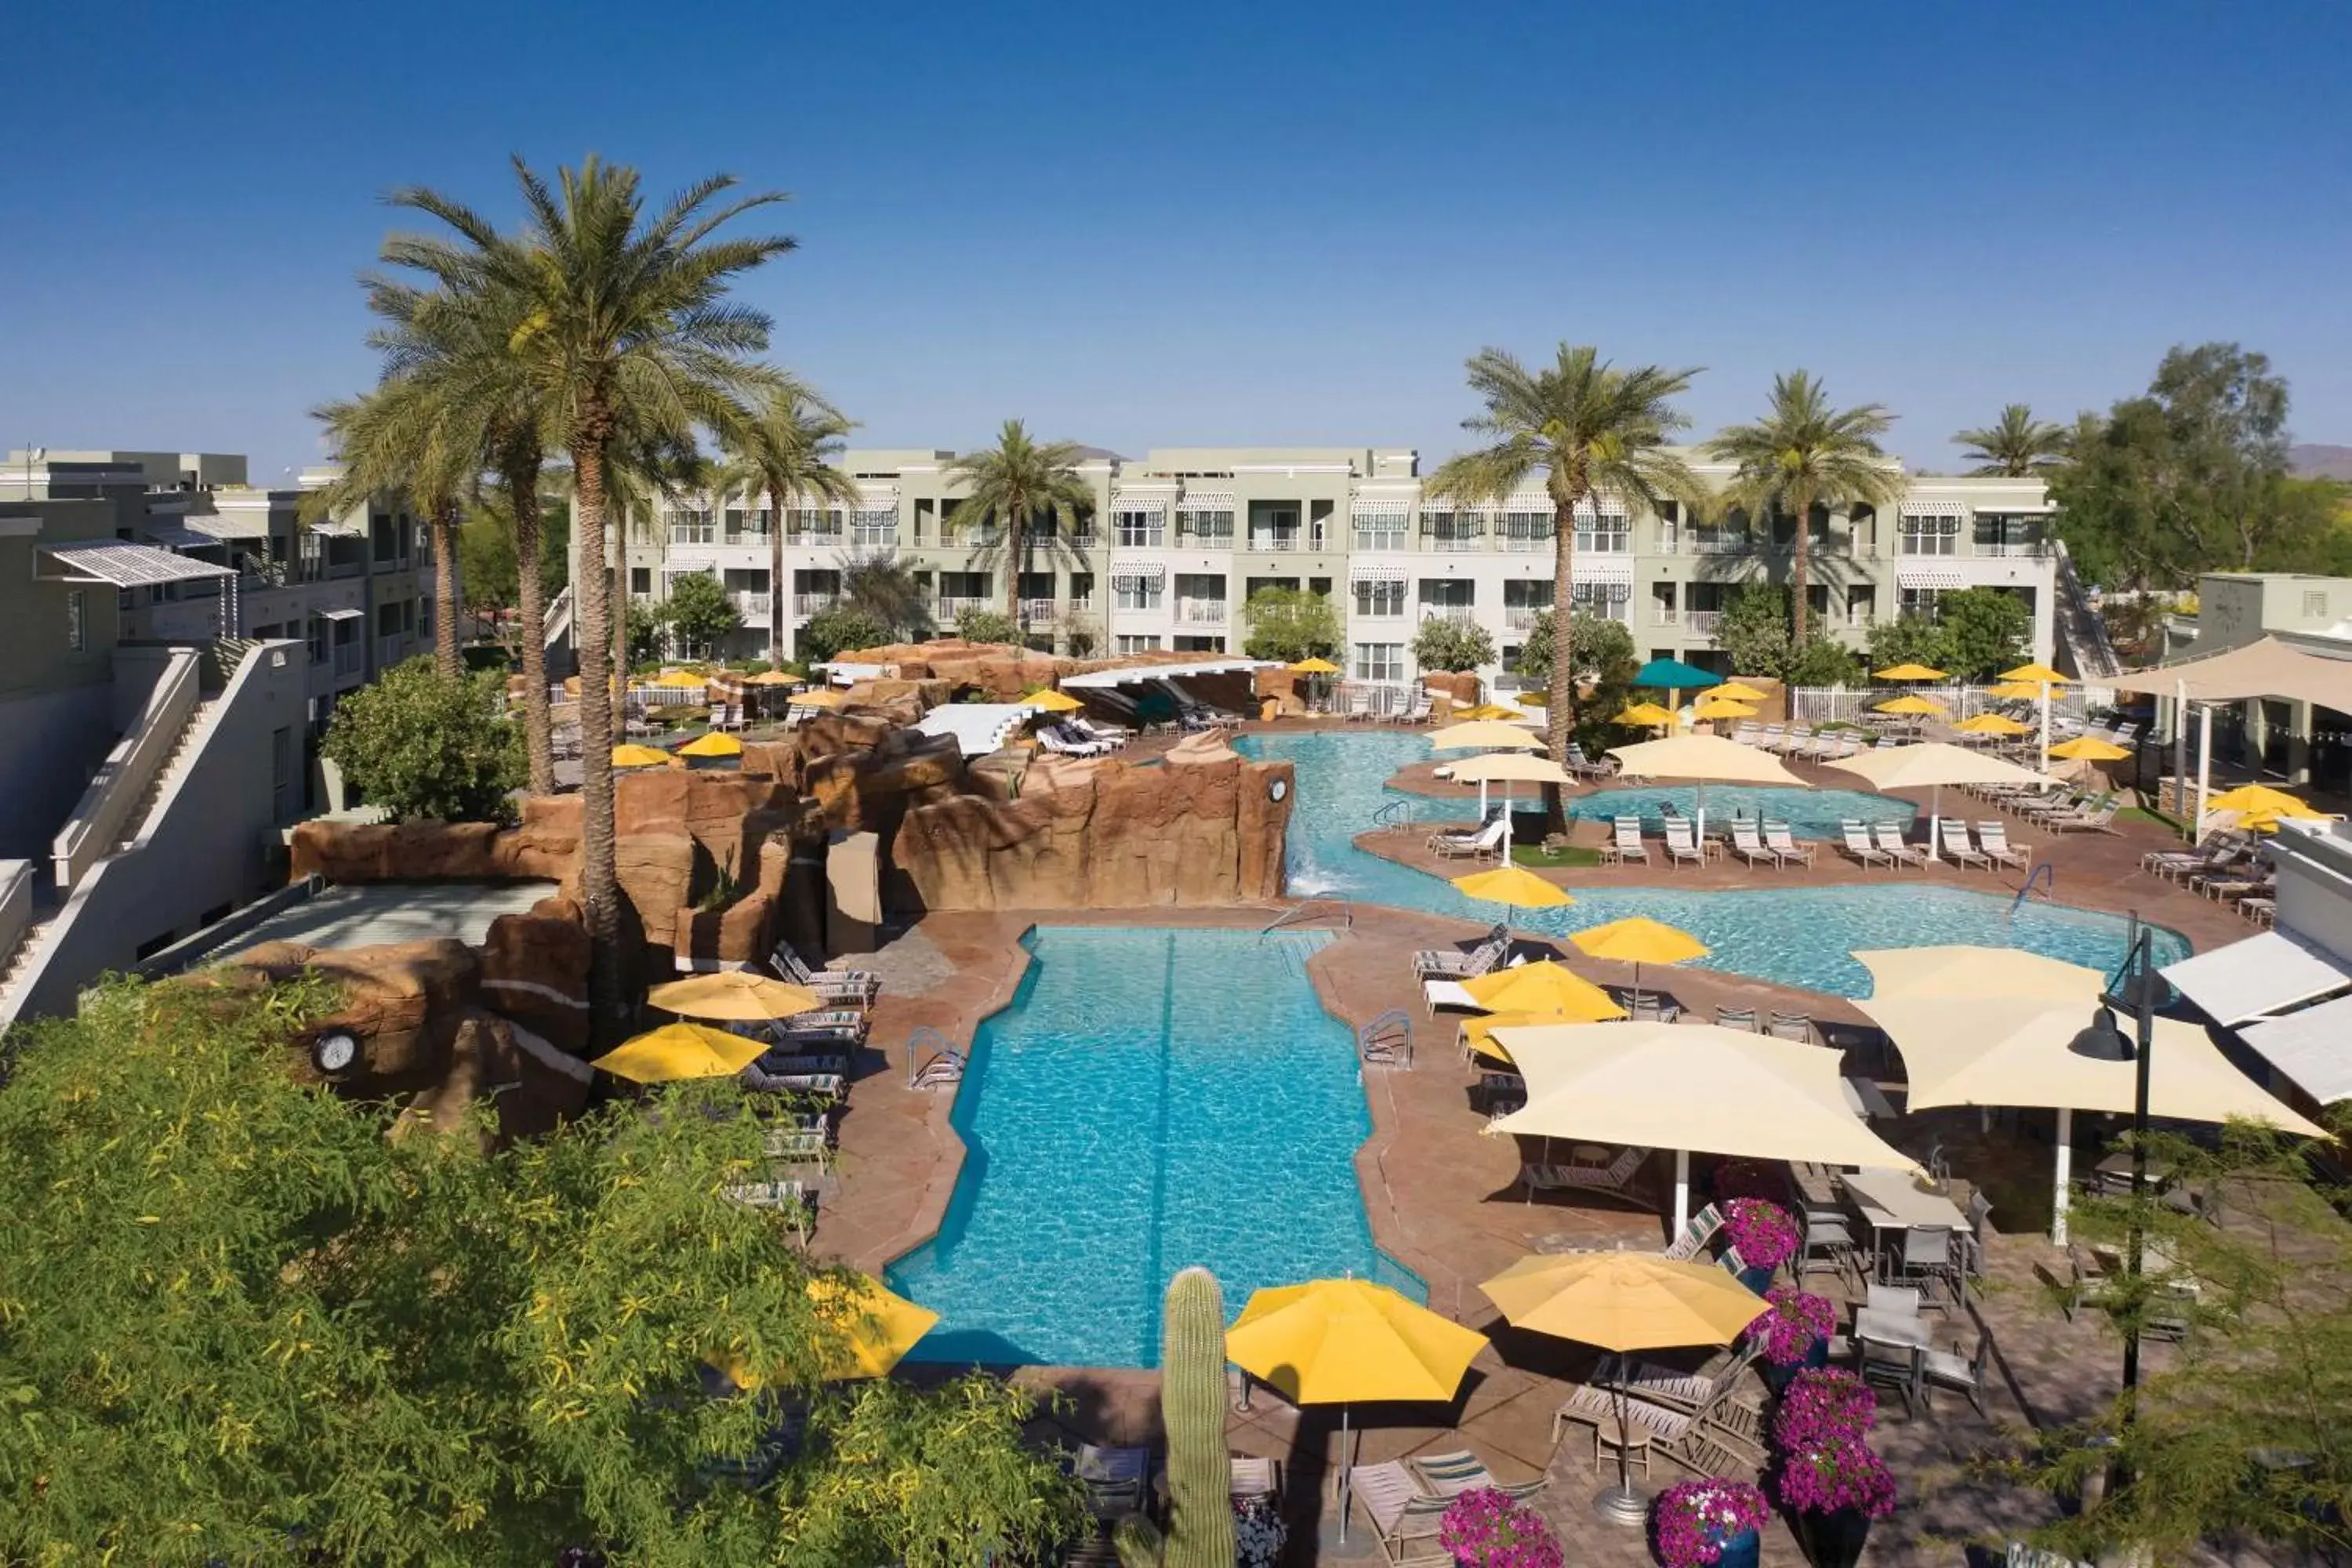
887, 926, 1416, 1367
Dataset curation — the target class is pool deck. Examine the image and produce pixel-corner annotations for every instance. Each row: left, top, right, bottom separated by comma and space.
801, 737, 2282, 1566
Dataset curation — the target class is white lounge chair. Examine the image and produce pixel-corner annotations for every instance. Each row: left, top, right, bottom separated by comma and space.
1940, 818, 1992, 869
1874, 821, 1928, 869
1413, 925, 1509, 981
1840, 822, 1893, 869
1348, 1461, 1453, 1566
769, 943, 880, 1009
1603, 815, 1650, 866
1523, 1145, 1651, 1205
1730, 819, 1777, 869
1763, 821, 1816, 867
1663, 818, 1704, 869
1427, 816, 1508, 862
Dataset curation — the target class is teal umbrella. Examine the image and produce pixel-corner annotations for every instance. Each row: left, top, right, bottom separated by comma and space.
1631, 657, 1719, 691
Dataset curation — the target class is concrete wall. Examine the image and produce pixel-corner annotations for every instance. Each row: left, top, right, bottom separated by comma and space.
0, 687, 118, 860
7, 641, 306, 1023
2272, 825, 2352, 969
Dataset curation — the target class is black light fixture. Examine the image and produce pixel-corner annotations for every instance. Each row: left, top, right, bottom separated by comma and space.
2067, 911, 2160, 1410
2068, 1004, 2133, 1062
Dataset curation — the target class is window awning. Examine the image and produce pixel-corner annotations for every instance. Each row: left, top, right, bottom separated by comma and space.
2161, 931, 2352, 1027
143, 523, 227, 552
1110, 561, 1165, 583
39, 541, 235, 587
1349, 564, 1407, 583
187, 512, 274, 540
2238, 993, 2352, 1105
307, 519, 367, 539
1899, 499, 1966, 517
318, 606, 367, 622
1896, 565, 1965, 589
1177, 492, 1235, 513
1571, 560, 1635, 584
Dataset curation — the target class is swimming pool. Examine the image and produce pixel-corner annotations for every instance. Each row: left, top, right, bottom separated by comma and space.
1236, 729, 2188, 995
887, 927, 1414, 1368
1568, 785, 1912, 841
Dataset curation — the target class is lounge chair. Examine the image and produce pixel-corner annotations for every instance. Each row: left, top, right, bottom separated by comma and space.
750, 1050, 851, 1079
1427, 816, 1507, 861
1597, 1343, 1764, 1436
2047, 797, 2121, 834
1730, 820, 1778, 869
1412, 924, 1508, 981
1939, 819, 1992, 869
1978, 820, 2032, 871
1628, 992, 1682, 1023
1663, 818, 1705, 869
1549, 1383, 1764, 1477
1229, 1455, 1279, 1503
1763, 821, 1816, 867
770, 942, 881, 1009
1074, 1443, 1152, 1518
738, 1065, 847, 1099
1661, 1202, 1724, 1260
1873, 821, 1928, 868
1766, 1010, 1813, 1043
1840, 822, 1893, 869
1037, 724, 1112, 757
1602, 815, 1650, 866
1348, 1461, 1453, 1566
1071, 717, 1131, 747
1408, 1450, 1547, 1506
1523, 1145, 1651, 1205
724, 1179, 818, 1241
1714, 1006, 1757, 1032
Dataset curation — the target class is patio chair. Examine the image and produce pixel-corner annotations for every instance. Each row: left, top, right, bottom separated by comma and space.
1549, 1383, 1762, 1477
1401, 687, 1436, 725
1839, 822, 1892, 869
1766, 1010, 1813, 1043
1074, 1443, 1152, 1518
1427, 816, 1508, 861
1037, 725, 1112, 758
1978, 820, 2032, 871
1730, 819, 1778, 869
1663, 818, 1705, 869
723, 1178, 818, 1242
750, 1050, 851, 1080
1563, 742, 1616, 779
1896, 1224, 1963, 1307
1071, 716, 1131, 748
1962, 1189, 1995, 1277
1873, 821, 1929, 868
1360, 1007, 1414, 1066
737, 1066, 847, 1100
1229, 1455, 1279, 1503
2049, 797, 2122, 834
1940, 818, 1992, 869
1918, 1335, 1991, 1418
1628, 992, 1681, 1023
1757, 724, 1787, 750
1412, 924, 1509, 981
1714, 1006, 1758, 1032
1661, 1201, 1724, 1260
1603, 815, 1651, 866
1408, 1450, 1548, 1503
769, 942, 881, 1008
1479, 1071, 1527, 1116
1348, 1461, 1453, 1566
1856, 1334, 1920, 1418
1798, 1210, 1860, 1289
1763, 821, 1817, 867
1523, 1145, 1652, 1206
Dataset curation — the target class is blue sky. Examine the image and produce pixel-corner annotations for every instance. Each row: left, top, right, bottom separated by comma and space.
4, 0, 2347, 481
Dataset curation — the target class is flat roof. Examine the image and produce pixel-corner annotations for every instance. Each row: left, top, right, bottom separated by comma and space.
184, 880, 558, 967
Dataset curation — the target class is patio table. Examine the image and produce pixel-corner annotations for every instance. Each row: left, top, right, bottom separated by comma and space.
1841, 1167, 1969, 1283
1852, 1306, 1930, 1351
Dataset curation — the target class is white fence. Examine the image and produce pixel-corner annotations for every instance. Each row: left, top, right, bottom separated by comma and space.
1788, 682, 2115, 728
52, 649, 200, 892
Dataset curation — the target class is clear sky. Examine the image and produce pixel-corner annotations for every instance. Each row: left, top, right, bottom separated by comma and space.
5, 0, 2347, 482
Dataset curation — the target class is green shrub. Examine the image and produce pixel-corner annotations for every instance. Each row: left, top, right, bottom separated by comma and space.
322, 657, 521, 822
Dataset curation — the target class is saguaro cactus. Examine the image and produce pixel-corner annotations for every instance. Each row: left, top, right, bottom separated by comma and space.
1113, 1266, 1236, 1568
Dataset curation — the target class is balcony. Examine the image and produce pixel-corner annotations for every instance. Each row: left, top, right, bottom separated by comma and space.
724, 527, 773, 546
1423, 533, 1486, 554
786, 528, 846, 549
1417, 604, 1476, 626
792, 593, 840, 618
1686, 533, 1751, 556
332, 642, 363, 678
1501, 532, 1554, 554
954, 528, 1002, 550
732, 592, 772, 618
1651, 607, 1679, 626
851, 525, 897, 550
1973, 539, 2051, 558
668, 528, 717, 547
1352, 531, 1409, 554
1504, 605, 1544, 631
935, 596, 986, 619
1685, 610, 1723, 641
1573, 535, 1632, 556
1247, 532, 1301, 554
1019, 598, 1058, 624
1175, 598, 1229, 626
1068, 533, 1100, 552
376, 634, 406, 667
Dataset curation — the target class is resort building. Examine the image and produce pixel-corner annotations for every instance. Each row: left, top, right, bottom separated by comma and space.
2158, 572, 2352, 794
603, 443, 2061, 684
0, 448, 431, 1027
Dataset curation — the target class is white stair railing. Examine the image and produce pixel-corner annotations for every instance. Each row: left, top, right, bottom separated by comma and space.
51, 649, 200, 892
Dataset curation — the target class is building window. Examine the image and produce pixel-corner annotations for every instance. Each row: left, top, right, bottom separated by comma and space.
1573, 513, 1631, 554
1173, 634, 1225, 653
308, 615, 328, 664
1499, 511, 1554, 551
1571, 581, 1632, 621
1353, 579, 1406, 618
1352, 511, 1409, 552
66, 590, 85, 652
1115, 633, 1162, 655
1897, 513, 1960, 556
1176, 508, 1234, 544
1352, 642, 1406, 683
666, 509, 715, 545
1115, 509, 1164, 548
1114, 575, 1163, 612
1899, 586, 1944, 620
1420, 510, 1485, 552
370, 514, 397, 564
630, 567, 652, 595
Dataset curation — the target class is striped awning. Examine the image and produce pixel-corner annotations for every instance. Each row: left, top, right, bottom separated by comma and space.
1110, 560, 1165, 583
1177, 491, 1235, 513
1348, 501, 1410, 519
1348, 563, 1407, 584
1896, 564, 1966, 589
1109, 493, 1169, 515
1899, 499, 1967, 517
1571, 558, 1635, 584
307, 518, 367, 539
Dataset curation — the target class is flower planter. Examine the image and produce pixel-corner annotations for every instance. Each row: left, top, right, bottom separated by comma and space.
1792, 1506, 1872, 1568
1736, 1262, 1777, 1295
1762, 1337, 1831, 1392
1713, 1528, 1762, 1568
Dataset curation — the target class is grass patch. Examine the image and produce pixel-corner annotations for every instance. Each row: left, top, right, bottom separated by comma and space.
1512, 843, 1602, 868
2118, 806, 2183, 831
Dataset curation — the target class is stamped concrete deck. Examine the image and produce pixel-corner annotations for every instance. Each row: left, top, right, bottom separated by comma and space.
797, 729, 2292, 1566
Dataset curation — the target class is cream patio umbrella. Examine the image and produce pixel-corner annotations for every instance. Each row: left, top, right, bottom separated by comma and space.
1827, 742, 2057, 862
1485, 1022, 1917, 1232
1446, 750, 1573, 856
1429, 720, 1545, 751
1604, 732, 1803, 841
1853, 946, 2328, 1242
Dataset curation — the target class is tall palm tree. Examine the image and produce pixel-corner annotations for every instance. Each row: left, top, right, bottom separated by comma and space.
386, 157, 792, 1035
711, 383, 858, 663
305, 383, 470, 679
1706, 372, 1903, 648
1426, 345, 1706, 812
942, 420, 1093, 633
1953, 403, 2070, 477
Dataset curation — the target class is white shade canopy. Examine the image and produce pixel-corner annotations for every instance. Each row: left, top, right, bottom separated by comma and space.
2107, 635, 2352, 709
1606, 734, 1802, 785
1827, 742, 2056, 791
2159, 931, 2352, 1028
1857, 945, 2111, 1004
1428, 720, 1544, 751
1446, 751, 1573, 786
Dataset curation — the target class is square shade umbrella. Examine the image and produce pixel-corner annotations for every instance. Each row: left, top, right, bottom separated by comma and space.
1603, 733, 1803, 839
1445, 751, 1573, 854
1954, 713, 2032, 738
1827, 742, 2056, 861
2048, 735, 2131, 762
1290, 657, 1342, 674
1872, 694, 1947, 718
1568, 916, 1708, 1010
1632, 657, 1720, 691
1690, 697, 1758, 722
1428, 720, 1544, 751
1485, 1022, 1917, 1231
612, 744, 678, 769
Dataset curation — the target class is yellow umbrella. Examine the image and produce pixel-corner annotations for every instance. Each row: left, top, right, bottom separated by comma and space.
1872, 662, 1947, 681
1569, 916, 1708, 1011
793, 688, 848, 709
590, 1022, 767, 1083
1986, 681, 2045, 700
1690, 697, 1757, 721
1450, 865, 1574, 913
612, 743, 675, 769
1953, 712, 2031, 736
1616, 701, 1679, 728
1025, 688, 1084, 713
646, 971, 820, 1022
2205, 784, 2330, 821
2047, 735, 2132, 762
1873, 694, 1947, 717
721, 1274, 941, 1387
746, 669, 799, 685
1704, 681, 1769, 702
1479, 1250, 1766, 1523
1225, 1276, 1488, 1541
1999, 662, 2071, 686
1462, 1007, 1619, 1066
1428, 720, 1544, 751
1453, 702, 1519, 721
652, 670, 709, 689
677, 731, 744, 758
1289, 656, 1341, 674
1514, 690, 1548, 706
1461, 960, 1625, 1021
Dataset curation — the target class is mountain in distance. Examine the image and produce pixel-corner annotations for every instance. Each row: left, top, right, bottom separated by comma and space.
2290, 444, 2352, 481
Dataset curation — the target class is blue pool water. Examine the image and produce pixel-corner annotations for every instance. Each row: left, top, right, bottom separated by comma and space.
1568, 785, 1913, 841
1237, 730, 2188, 996
887, 927, 1414, 1368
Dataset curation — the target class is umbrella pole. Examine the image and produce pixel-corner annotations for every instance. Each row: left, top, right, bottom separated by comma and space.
1594, 1377, 1646, 1526
1929, 782, 1942, 862
1336, 1403, 1352, 1543
1674, 1148, 1691, 1234
1697, 779, 1707, 846
2052, 1106, 2074, 1246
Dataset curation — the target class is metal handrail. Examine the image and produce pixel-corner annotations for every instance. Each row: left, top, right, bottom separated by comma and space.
1261, 898, 1353, 936
2010, 862, 2057, 916
905, 1025, 964, 1089
1372, 797, 1418, 829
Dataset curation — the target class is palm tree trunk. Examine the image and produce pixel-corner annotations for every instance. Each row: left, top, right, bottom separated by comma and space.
609, 522, 629, 740
505, 453, 554, 797
568, 430, 626, 1042
1005, 505, 1023, 624
768, 483, 786, 666
1546, 494, 1580, 835
432, 501, 462, 678
1790, 490, 1812, 649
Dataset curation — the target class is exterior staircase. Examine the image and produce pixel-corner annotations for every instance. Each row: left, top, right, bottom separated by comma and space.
543, 584, 574, 651
111, 695, 220, 855
2051, 539, 2122, 681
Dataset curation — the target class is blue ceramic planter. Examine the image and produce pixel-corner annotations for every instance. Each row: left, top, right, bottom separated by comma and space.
1713, 1528, 1762, 1568
1737, 1263, 1775, 1295
1762, 1337, 1832, 1392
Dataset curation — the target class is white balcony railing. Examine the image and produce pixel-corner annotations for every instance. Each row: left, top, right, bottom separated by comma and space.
1424, 534, 1486, 554
1247, 532, 1301, 554
1175, 599, 1229, 626
1686, 533, 1750, 555
1504, 605, 1543, 630
1019, 598, 1058, 623
786, 528, 846, 548
1652, 607, 1679, 626
1417, 604, 1476, 626
792, 593, 839, 617
935, 596, 986, 619
332, 641, 364, 677
1501, 533, 1553, 554
1068, 533, 1100, 552
852, 525, 897, 550
1685, 610, 1723, 640
733, 592, 772, 617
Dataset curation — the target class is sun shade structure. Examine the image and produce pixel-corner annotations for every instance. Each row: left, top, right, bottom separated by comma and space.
1429, 720, 1544, 751
612, 744, 675, 769
1461, 960, 1621, 1018
1289, 656, 1342, 674
1450, 865, 1574, 912
1632, 657, 1720, 690
1954, 713, 2032, 736
1486, 1022, 1917, 1230
590, 1022, 768, 1083
2107, 635, 2352, 709
36, 540, 237, 587
1225, 1276, 1488, 1543
1615, 702, 1680, 729
1606, 733, 1803, 840
2239, 995, 2352, 1108
1445, 751, 1570, 786
1704, 681, 1769, 702
646, 971, 819, 1023
1872, 662, 1947, 682
1872, 694, 1947, 717
2158, 931, 2352, 1028
1857, 944, 2104, 1003
1828, 742, 2056, 861
2048, 735, 2132, 761
675, 731, 743, 758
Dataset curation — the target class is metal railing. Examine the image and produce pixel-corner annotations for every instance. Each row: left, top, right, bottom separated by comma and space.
1504, 606, 1543, 630
1261, 898, 1354, 935
906, 1025, 965, 1090
1685, 610, 1723, 639
1175, 599, 1229, 625
1417, 604, 1476, 626
935, 596, 986, 619
376, 634, 405, 668
332, 641, 363, 677
792, 593, 839, 617
1247, 533, 1301, 554
733, 592, 772, 616
1423, 533, 1486, 554
52, 648, 199, 892
1019, 597, 1058, 623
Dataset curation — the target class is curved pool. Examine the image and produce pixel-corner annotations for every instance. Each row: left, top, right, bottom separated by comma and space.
1568, 785, 1912, 841
1237, 730, 2187, 996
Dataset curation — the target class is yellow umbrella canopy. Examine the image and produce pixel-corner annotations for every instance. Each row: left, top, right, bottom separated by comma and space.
590, 1022, 768, 1083
1570, 917, 1709, 967
1999, 662, 2071, 686
1428, 720, 1544, 751
646, 971, 821, 1022
1985, 681, 2046, 700
1616, 701, 1679, 728
2206, 784, 2331, 821
1289, 656, 1342, 674
1872, 662, 1947, 681
1873, 694, 1947, 717
1479, 1250, 1765, 1353
1462, 1008, 1621, 1066
676, 731, 744, 757
2046, 735, 2131, 761
1953, 712, 2032, 736
746, 669, 799, 685
809, 1273, 941, 1379
652, 670, 710, 689
1450, 866, 1575, 910
793, 688, 848, 709
1704, 681, 1769, 702
1225, 1278, 1486, 1406
1460, 960, 1625, 1019
1025, 687, 1085, 713
612, 743, 676, 769
1453, 702, 1519, 721
1690, 697, 1758, 721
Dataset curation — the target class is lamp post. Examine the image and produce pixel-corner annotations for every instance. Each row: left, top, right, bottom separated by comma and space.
2067, 912, 2162, 1406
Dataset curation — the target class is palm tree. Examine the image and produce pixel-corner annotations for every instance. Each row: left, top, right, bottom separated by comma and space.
1706, 372, 1903, 648
305, 383, 470, 679
1427, 345, 1706, 815
838, 550, 932, 641
1954, 403, 2070, 477
711, 383, 858, 663
387, 156, 792, 1035
942, 420, 1094, 635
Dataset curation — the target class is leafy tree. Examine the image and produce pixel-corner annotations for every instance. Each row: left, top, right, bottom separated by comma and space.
1953, 403, 2071, 476
1707, 370, 1905, 648
1932, 586, 2032, 681
839, 552, 932, 641
942, 421, 1093, 632
409, 156, 791, 1040
713, 383, 859, 662
800, 603, 887, 664
1784, 634, 1863, 688
321, 657, 522, 822
1518, 610, 1638, 755
458, 501, 521, 641
1240, 586, 1341, 663
1864, 612, 1947, 674
1411, 617, 1496, 673
1714, 585, 1795, 680
0, 977, 1090, 1566
953, 606, 1022, 645
1427, 347, 1706, 825
659, 570, 740, 659
307, 387, 470, 678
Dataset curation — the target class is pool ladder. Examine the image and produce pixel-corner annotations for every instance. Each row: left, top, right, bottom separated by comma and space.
2009, 862, 2057, 916
906, 1026, 965, 1091
1261, 898, 1353, 936
1371, 797, 1417, 830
